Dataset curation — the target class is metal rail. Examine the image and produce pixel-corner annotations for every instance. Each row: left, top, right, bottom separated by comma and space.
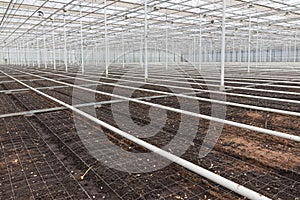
0, 70, 271, 200
8, 68, 300, 142
27, 67, 300, 118
34, 67, 300, 106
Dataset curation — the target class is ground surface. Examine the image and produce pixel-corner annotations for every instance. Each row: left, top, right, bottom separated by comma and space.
0, 65, 299, 200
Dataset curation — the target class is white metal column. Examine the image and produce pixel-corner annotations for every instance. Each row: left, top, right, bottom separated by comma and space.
220, 0, 226, 90
23, 42, 26, 66
105, 0, 109, 77
209, 39, 212, 62
17, 43, 20, 66
259, 35, 263, 63
269, 45, 272, 62
21, 42, 24, 66
239, 40, 242, 63
122, 29, 125, 68
165, 15, 168, 70
58, 48, 61, 65
193, 37, 196, 64
43, 23, 47, 69
140, 31, 143, 68
247, 14, 251, 72
96, 41, 99, 67
288, 40, 291, 63
294, 31, 297, 63
37, 38, 40, 68
80, 6, 84, 74
232, 33, 235, 62
63, 12, 68, 72
19, 43, 22, 66
25, 41, 29, 66
27, 40, 32, 67
7, 46, 10, 65
144, 0, 148, 80
199, 11, 202, 71
256, 30, 259, 67
52, 18, 56, 70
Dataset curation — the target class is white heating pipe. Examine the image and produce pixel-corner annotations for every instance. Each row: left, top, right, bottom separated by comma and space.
1, 70, 271, 200
32, 69, 300, 117
30, 67, 300, 118
13, 69, 300, 142
32, 67, 300, 106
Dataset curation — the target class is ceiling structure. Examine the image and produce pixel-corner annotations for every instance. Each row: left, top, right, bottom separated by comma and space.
0, 0, 300, 51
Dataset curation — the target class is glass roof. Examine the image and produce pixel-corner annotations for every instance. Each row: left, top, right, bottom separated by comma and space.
0, 0, 299, 49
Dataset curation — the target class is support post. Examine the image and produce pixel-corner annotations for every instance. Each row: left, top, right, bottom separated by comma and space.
80, 6, 84, 73
239, 40, 242, 63
209, 38, 213, 62
20, 42, 23, 66
17, 43, 20, 66
165, 15, 168, 70
140, 31, 143, 68
122, 29, 125, 68
27, 39, 31, 67
232, 33, 235, 62
256, 30, 259, 68
7, 46, 10, 65
23, 42, 26, 66
199, 11, 202, 71
24, 41, 28, 66
259, 35, 263, 63
52, 18, 56, 70
193, 37, 196, 64
144, 0, 148, 81
289, 41, 291, 63
43, 23, 47, 69
105, 0, 109, 77
294, 31, 297, 63
220, 0, 226, 90
269, 45, 272, 62
63, 12, 68, 72
247, 14, 251, 72
37, 38, 40, 68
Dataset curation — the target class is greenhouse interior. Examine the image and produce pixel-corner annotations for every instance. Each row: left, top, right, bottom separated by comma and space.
0, 0, 299, 199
